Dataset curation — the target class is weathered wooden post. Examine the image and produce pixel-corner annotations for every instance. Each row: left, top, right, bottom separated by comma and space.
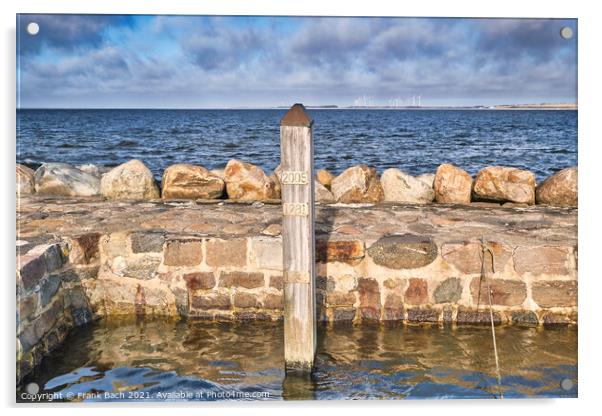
280, 103, 316, 373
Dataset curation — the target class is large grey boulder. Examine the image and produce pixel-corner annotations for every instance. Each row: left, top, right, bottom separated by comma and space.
34, 163, 100, 196
100, 159, 159, 200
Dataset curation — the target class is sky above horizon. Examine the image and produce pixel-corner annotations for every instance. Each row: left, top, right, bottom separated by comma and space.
17, 15, 577, 108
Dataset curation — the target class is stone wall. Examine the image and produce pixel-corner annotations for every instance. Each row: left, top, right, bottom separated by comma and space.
16, 197, 578, 383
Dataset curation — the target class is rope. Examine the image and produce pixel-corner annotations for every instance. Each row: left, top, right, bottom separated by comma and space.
479, 237, 504, 399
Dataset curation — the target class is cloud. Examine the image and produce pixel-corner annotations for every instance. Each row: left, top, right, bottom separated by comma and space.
16, 15, 577, 107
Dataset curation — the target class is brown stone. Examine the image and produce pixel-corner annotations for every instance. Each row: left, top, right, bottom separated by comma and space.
330, 165, 384, 203
383, 294, 404, 320
441, 241, 509, 275
69, 233, 101, 264
269, 275, 283, 290
219, 271, 264, 289
513, 246, 571, 275
315, 181, 335, 203
473, 166, 536, 204
233, 292, 260, 308
316, 239, 364, 264
383, 278, 406, 291
263, 293, 283, 310
183, 272, 216, 291
130, 232, 165, 254
190, 293, 231, 310
405, 278, 428, 305
358, 277, 381, 320
325, 291, 356, 306
224, 159, 279, 201
542, 311, 576, 325
17, 164, 35, 195
161, 163, 225, 200
470, 277, 526, 306
367, 234, 437, 269
316, 169, 335, 189
532, 280, 577, 308
433, 163, 472, 204
536, 167, 577, 207
163, 239, 203, 266
206, 239, 247, 267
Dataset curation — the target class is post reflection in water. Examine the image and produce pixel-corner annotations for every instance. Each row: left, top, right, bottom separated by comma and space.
19, 317, 577, 401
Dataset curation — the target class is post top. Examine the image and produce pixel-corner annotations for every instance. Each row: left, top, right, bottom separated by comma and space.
281, 103, 313, 127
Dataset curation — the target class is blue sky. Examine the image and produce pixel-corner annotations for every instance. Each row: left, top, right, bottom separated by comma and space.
17, 14, 577, 108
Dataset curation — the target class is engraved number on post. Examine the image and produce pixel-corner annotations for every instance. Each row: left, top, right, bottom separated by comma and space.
283, 202, 308, 217
281, 170, 308, 185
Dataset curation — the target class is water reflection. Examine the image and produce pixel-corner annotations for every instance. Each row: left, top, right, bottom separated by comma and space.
18, 318, 577, 401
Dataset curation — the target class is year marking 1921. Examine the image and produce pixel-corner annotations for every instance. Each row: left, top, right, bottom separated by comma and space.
283, 202, 309, 217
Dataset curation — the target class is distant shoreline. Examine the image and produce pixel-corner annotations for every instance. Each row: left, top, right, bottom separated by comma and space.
17, 105, 578, 111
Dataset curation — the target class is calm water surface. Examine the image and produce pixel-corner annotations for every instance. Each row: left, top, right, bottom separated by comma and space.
18, 319, 577, 401
16, 109, 577, 182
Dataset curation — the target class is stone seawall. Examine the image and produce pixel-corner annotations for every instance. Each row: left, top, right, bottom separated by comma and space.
17, 196, 577, 382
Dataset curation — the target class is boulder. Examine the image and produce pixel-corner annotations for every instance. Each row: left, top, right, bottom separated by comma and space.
331, 165, 384, 203
224, 159, 279, 201
316, 169, 335, 189
473, 166, 536, 204
381, 168, 435, 204
210, 168, 225, 181
315, 181, 335, 203
271, 164, 283, 199
16, 164, 35, 195
433, 163, 472, 204
100, 159, 159, 200
417, 173, 435, 188
161, 163, 225, 199
535, 167, 577, 207
34, 163, 100, 196
76, 164, 111, 177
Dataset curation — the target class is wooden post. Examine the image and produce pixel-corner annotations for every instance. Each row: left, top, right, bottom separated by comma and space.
280, 103, 316, 372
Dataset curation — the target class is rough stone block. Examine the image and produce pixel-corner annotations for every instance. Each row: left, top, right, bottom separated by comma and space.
269, 275, 283, 290
316, 239, 364, 264
100, 232, 130, 259
470, 277, 527, 306
511, 311, 539, 326
183, 272, 216, 290
513, 246, 571, 275
206, 239, 247, 267
263, 293, 283, 310
233, 292, 260, 308
18, 254, 47, 292
69, 233, 101, 264
250, 238, 282, 269
325, 291, 356, 306
164, 239, 203, 266
433, 278, 463, 303
130, 232, 165, 253
383, 294, 404, 320
18, 293, 38, 323
532, 280, 577, 308
406, 308, 439, 323
405, 278, 428, 305
367, 234, 437, 269
456, 307, 502, 325
190, 293, 231, 310
219, 271, 264, 289
358, 277, 380, 320
39, 275, 61, 308
332, 307, 357, 321
112, 256, 161, 280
